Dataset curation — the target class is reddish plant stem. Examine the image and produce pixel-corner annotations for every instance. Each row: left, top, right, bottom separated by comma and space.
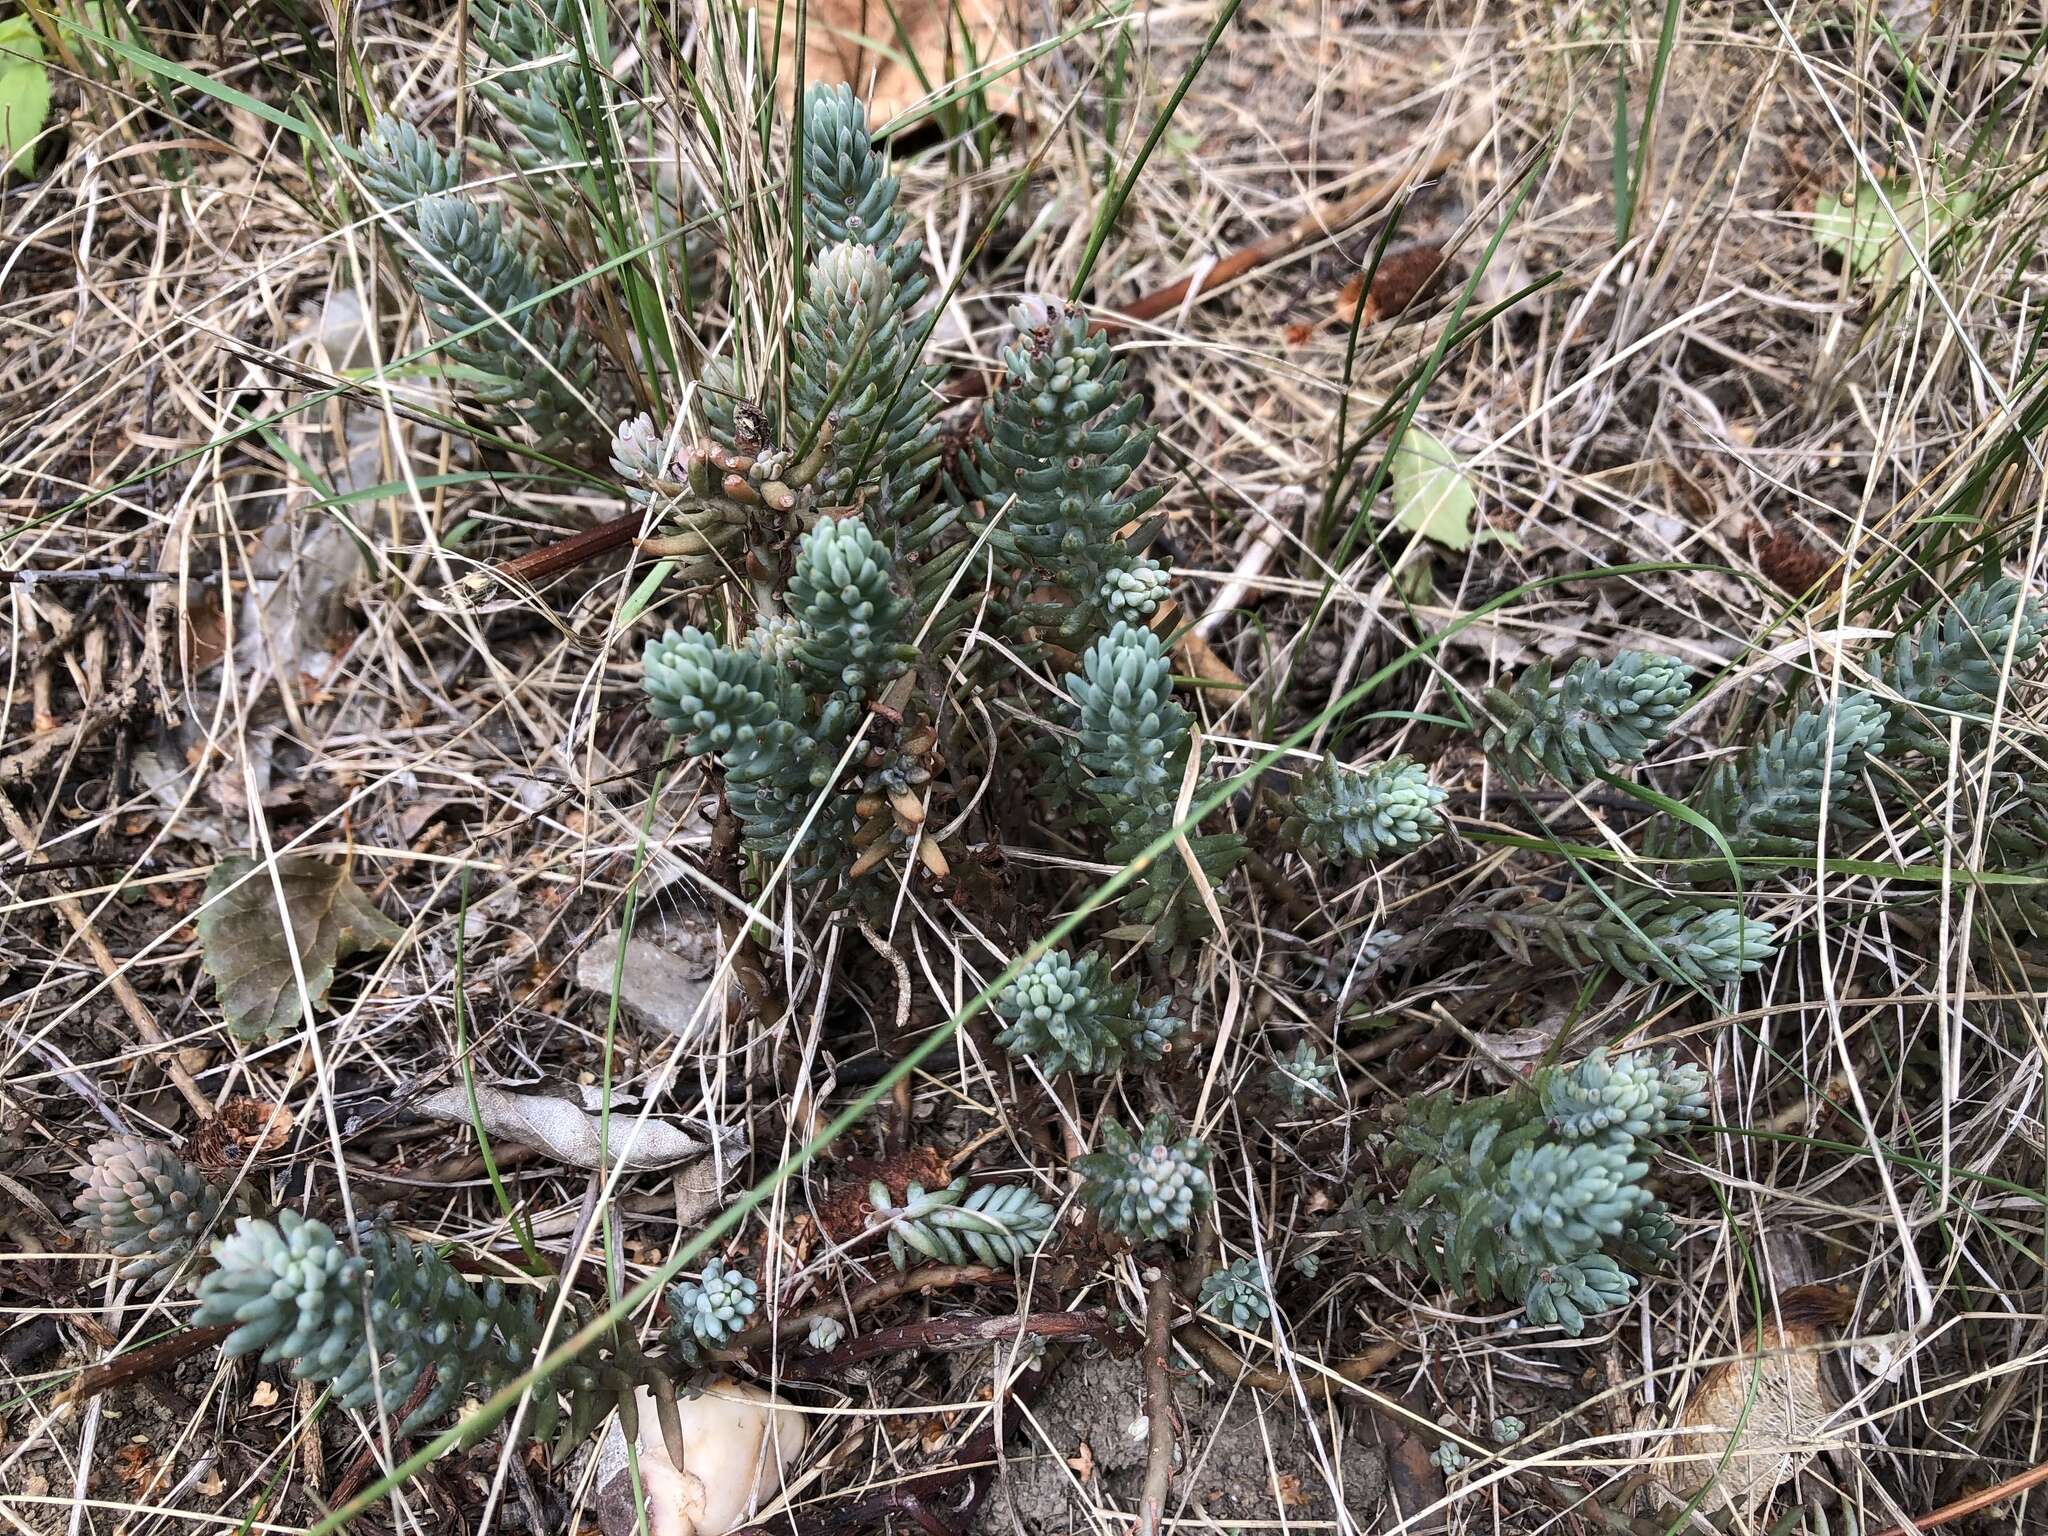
1869, 1456, 2048, 1536
776, 1309, 1119, 1381
55, 1324, 232, 1408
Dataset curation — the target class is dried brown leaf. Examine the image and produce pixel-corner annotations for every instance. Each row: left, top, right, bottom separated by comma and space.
197, 856, 403, 1043
776, 0, 1019, 122
1656, 1286, 1852, 1518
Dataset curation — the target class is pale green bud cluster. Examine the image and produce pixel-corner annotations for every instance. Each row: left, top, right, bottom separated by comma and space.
1283, 754, 1447, 863
994, 948, 1182, 1076
1076, 1114, 1214, 1242
1484, 651, 1692, 784
1198, 1258, 1272, 1330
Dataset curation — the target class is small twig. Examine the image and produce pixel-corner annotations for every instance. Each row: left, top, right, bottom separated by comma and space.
719, 1263, 1008, 1354
856, 917, 916, 1150
1135, 1268, 1178, 1536
0, 682, 142, 786
0, 794, 212, 1118
777, 1309, 1119, 1381
55, 1324, 233, 1409
1868, 1456, 2048, 1536
2, 566, 174, 586
1178, 1319, 1404, 1406
1113, 145, 1466, 326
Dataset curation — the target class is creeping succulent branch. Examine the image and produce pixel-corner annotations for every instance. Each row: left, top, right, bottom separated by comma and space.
1484, 651, 1693, 785
357, 116, 600, 450
1340, 1049, 1707, 1334
870, 1179, 1057, 1269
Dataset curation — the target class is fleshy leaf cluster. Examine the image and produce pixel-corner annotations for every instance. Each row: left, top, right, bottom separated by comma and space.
641, 514, 915, 886
1075, 1114, 1214, 1242
72, 1135, 234, 1291
1282, 754, 1447, 863
965, 300, 1167, 642
1198, 1258, 1273, 1330
1339, 1048, 1707, 1334
1062, 622, 1244, 956
994, 948, 1183, 1077
1484, 652, 1692, 784
869, 1178, 1057, 1269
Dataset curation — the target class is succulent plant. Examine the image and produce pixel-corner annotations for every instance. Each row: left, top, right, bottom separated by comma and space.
994, 948, 1181, 1077
1694, 690, 1890, 853
356, 115, 599, 450
869, 1178, 1057, 1270
1197, 1258, 1272, 1330
1075, 1114, 1214, 1242
72, 1136, 234, 1290
1484, 651, 1693, 784
1062, 622, 1244, 955
1517, 890, 1778, 988
1875, 575, 2046, 757
966, 300, 1165, 642
1540, 1048, 1709, 1140
1267, 1041, 1340, 1110
666, 1264, 759, 1353
1282, 754, 1448, 864
1339, 1049, 1705, 1335
194, 1211, 551, 1433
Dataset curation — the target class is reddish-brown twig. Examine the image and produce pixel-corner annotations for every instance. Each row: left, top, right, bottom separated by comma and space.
1135, 1268, 1179, 1536
777, 1308, 1119, 1381
1114, 145, 1463, 326
1869, 1456, 2048, 1536
55, 1324, 233, 1408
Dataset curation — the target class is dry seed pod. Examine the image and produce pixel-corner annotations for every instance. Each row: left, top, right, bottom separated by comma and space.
1654, 1285, 1853, 1519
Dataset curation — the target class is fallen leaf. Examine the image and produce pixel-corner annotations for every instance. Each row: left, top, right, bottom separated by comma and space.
1334, 242, 1448, 327
777, 0, 1019, 122
198, 856, 403, 1043
0, 16, 52, 176
1655, 1285, 1852, 1521
595, 1380, 805, 1536
1813, 177, 1973, 283
113, 1441, 159, 1489
414, 1085, 746, 1173
186, 1097, 296, 1172
1386, 427, 1521, 553
1173, 627, 1244, 690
